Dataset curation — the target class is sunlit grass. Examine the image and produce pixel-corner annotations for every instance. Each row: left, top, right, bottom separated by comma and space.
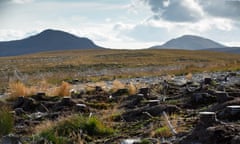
53, 81, 71, 96
0, 49, 239, 87
8, 81, 36, 100
34, 114, 114, 143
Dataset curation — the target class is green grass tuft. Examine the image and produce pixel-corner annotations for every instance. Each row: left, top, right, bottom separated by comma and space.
37, 115, 114, 143
0, 106, 14, 137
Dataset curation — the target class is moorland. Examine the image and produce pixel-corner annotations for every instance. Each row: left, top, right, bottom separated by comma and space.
0, 49, 240, 144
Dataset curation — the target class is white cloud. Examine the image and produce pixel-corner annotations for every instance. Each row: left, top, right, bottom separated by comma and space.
111, 15, 235, 45
0, 29, 29, 41
226, 41, 240, 47
11, 0, 34, 4
0, 0, 240, 48
141, 0, 204, 22
140, 0, 240, 23
199, 0, 240, 19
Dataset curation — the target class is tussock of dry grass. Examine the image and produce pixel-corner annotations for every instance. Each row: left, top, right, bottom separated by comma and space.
127, 82, 137, 95
38, 79, 52, 91
8, 81, 36, 100
53, 81, 71, 96
185, 73, 193, 80
111, 80, 125, 92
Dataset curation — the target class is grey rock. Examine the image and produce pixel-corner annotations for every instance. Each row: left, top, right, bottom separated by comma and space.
1, 135, 22, 144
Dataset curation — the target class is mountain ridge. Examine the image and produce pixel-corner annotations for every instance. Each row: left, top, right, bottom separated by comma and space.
0, 29, 103, 57
151, 35, 225, 50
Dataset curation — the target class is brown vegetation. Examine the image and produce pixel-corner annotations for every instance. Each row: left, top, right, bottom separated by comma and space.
53, 81, 71, 96
8, 81, 36, 100
0, 49, 239, 88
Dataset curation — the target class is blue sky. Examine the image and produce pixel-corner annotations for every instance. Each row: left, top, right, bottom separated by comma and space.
1, 0, 240, 48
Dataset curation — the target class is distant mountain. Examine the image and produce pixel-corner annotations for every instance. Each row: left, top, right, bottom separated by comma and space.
202, 47, 240, 54
151, 35, 225, 50
0, 29, 103, 57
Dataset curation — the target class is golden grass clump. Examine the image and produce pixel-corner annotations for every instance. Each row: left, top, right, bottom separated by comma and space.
127, 82, 137, 95
38, 79, 52, 92
53, 81, 71, 96
185, 73, 193, 80
111, 80, 125, 92
8, 81, 36, 100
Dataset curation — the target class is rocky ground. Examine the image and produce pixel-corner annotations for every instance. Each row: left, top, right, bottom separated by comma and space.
0, 71, 240, 144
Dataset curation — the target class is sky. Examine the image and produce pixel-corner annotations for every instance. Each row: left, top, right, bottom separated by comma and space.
0, 0, 240, 49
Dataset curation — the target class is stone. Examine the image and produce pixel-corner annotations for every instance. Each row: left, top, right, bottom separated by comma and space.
199, 112, 216, 125
29, 112, 47, 120
231, 135, 240, 144
145, 100, 160, 106
75, 104, 89, 112
227, 105, 240, 115
14, 108, 26, 116
60, 96, 75, 106
138, 87, 150, 97
216, 91, 231, 103
218, 105, 240, 121
120, 138, 141, 144
1, 135, 22, 144
204, 77, 212, 85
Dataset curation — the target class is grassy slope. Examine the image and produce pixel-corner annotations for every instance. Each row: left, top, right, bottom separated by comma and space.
0, 49, 239, 86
